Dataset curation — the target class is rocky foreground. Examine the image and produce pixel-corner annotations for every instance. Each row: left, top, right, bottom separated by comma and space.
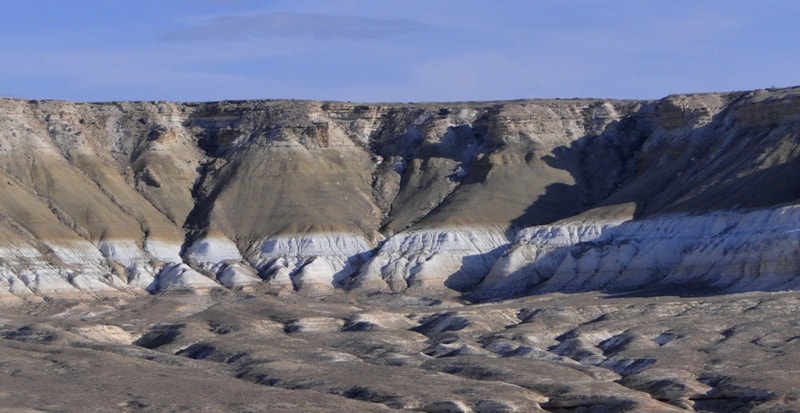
2, 288, 799, 412
0, 87, 799, 411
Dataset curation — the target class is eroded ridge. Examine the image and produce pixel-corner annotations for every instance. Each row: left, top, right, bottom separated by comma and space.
0, 87, 797, 301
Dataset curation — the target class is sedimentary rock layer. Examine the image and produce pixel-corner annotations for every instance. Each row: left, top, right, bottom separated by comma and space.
0, 86, 798, 300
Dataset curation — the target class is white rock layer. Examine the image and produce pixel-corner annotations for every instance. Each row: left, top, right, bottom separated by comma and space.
0, 208, 797, 300
212, 262, 262, 288
185, 235, 243, 264
353, 227, 510, 294
474, 206, 800, 300
156, 263, 220, 291
97, 238, 194, 292
143, 239, 183, 263
249, 233, 376, 291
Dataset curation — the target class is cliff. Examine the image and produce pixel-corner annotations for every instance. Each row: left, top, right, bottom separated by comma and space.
0, 86, 798, 301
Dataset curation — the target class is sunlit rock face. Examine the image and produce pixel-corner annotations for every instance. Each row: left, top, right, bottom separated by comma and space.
0, 86, 798, 299
352, 227, 510, 295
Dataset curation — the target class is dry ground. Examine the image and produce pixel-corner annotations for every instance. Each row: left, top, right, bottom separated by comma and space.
1, 286, 799, 412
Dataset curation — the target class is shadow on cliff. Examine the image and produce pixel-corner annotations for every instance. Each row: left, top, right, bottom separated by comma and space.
443, 245, 509, 292
508, 91, 800, 230
469, 189, 800, 302
371, 110, 497, 232
509, 103, 656, 230
471, 94, 800, 301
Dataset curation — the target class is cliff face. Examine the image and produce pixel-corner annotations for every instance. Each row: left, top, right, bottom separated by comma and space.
0, 86, 798, 301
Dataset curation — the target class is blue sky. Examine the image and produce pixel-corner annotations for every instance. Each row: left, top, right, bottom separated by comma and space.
0, 1, 797, 102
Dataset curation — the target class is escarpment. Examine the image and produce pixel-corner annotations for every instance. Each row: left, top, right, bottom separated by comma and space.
0, 86, 798, 301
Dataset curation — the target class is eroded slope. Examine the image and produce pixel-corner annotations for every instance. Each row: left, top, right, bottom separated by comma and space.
0, 87, 798, 299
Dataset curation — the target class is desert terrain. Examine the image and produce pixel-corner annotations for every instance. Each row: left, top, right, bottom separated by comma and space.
2, 287, 800, 412
0, 87, 799, 411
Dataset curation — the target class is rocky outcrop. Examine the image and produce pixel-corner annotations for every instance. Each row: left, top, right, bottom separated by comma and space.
0, 86, 798, 300
473, 206, 800, 300
352, 227, 510, 294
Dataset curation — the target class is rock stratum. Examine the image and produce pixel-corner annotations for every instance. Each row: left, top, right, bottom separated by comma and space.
3, 87, 800, 413
0, 87, 799, 301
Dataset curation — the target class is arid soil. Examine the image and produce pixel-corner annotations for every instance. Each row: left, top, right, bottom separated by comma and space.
2, 287, 799, 412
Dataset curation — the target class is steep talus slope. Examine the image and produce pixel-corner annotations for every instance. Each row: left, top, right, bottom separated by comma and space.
0, 86, 798, 300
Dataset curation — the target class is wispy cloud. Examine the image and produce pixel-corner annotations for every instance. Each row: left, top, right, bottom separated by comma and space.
163, 12, 429, 42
